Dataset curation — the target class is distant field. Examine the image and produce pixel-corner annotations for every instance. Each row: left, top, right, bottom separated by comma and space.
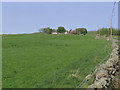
2, 34, 112, 88
87, 31, 97, 35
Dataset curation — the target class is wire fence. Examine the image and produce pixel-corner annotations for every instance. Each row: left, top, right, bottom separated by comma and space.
75, 1, 117, 88
75, 37, 117, 89
75, 51, 111, 90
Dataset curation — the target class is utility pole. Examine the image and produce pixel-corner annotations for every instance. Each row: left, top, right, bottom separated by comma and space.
111, 1, 116, 39
111, 19, 112, 39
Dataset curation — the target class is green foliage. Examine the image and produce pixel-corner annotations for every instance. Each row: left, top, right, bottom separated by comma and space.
75, 28, 81, 34
97, 27, 119, 36
39, 27, 53, 34
2, 34, 112, 88
75, 28, 87, 35
52, 29, 56, 32
57, 26, 66, 33
112, 28, 119, 35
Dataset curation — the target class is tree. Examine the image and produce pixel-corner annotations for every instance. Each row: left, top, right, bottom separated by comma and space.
97, 27, 119, 36
75, 28, 87, 35
39, 27, 53, 34
81, 28, 87, 35
57, 26, 66, 33
69, 29, 72, 33
76, 28, 82, 34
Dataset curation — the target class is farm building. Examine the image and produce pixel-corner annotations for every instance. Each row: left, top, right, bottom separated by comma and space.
69, 30, 76, 34
52, 31, 57, 34
52, 31, 68, 34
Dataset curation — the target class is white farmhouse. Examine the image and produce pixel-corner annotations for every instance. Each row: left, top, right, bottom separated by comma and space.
52, 31, 57, 34
52, 31, 68, 34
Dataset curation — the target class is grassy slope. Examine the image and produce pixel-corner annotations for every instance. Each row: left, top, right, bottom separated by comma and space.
2, 34, 112, 88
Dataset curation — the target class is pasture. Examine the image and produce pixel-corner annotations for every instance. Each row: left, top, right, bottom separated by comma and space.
2, 34, 112, 88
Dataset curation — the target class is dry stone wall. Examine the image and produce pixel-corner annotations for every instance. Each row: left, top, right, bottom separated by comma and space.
88, 39, 119, 88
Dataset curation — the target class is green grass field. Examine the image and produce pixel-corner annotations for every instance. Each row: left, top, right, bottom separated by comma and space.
2, 34, 112, 88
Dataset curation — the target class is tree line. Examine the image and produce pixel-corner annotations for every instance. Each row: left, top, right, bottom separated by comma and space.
39, 26, 88, 35
97, 27, 119, 36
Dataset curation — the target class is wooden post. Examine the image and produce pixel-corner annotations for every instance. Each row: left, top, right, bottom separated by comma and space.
110, 19, 112, 39
110, 1, 116, 40
99, 30, 100, 38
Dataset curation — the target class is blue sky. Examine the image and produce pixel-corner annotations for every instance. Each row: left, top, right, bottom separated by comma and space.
2, 2, 118, 34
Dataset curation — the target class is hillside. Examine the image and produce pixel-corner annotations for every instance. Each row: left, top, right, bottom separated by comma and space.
2, 34, 112, 88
